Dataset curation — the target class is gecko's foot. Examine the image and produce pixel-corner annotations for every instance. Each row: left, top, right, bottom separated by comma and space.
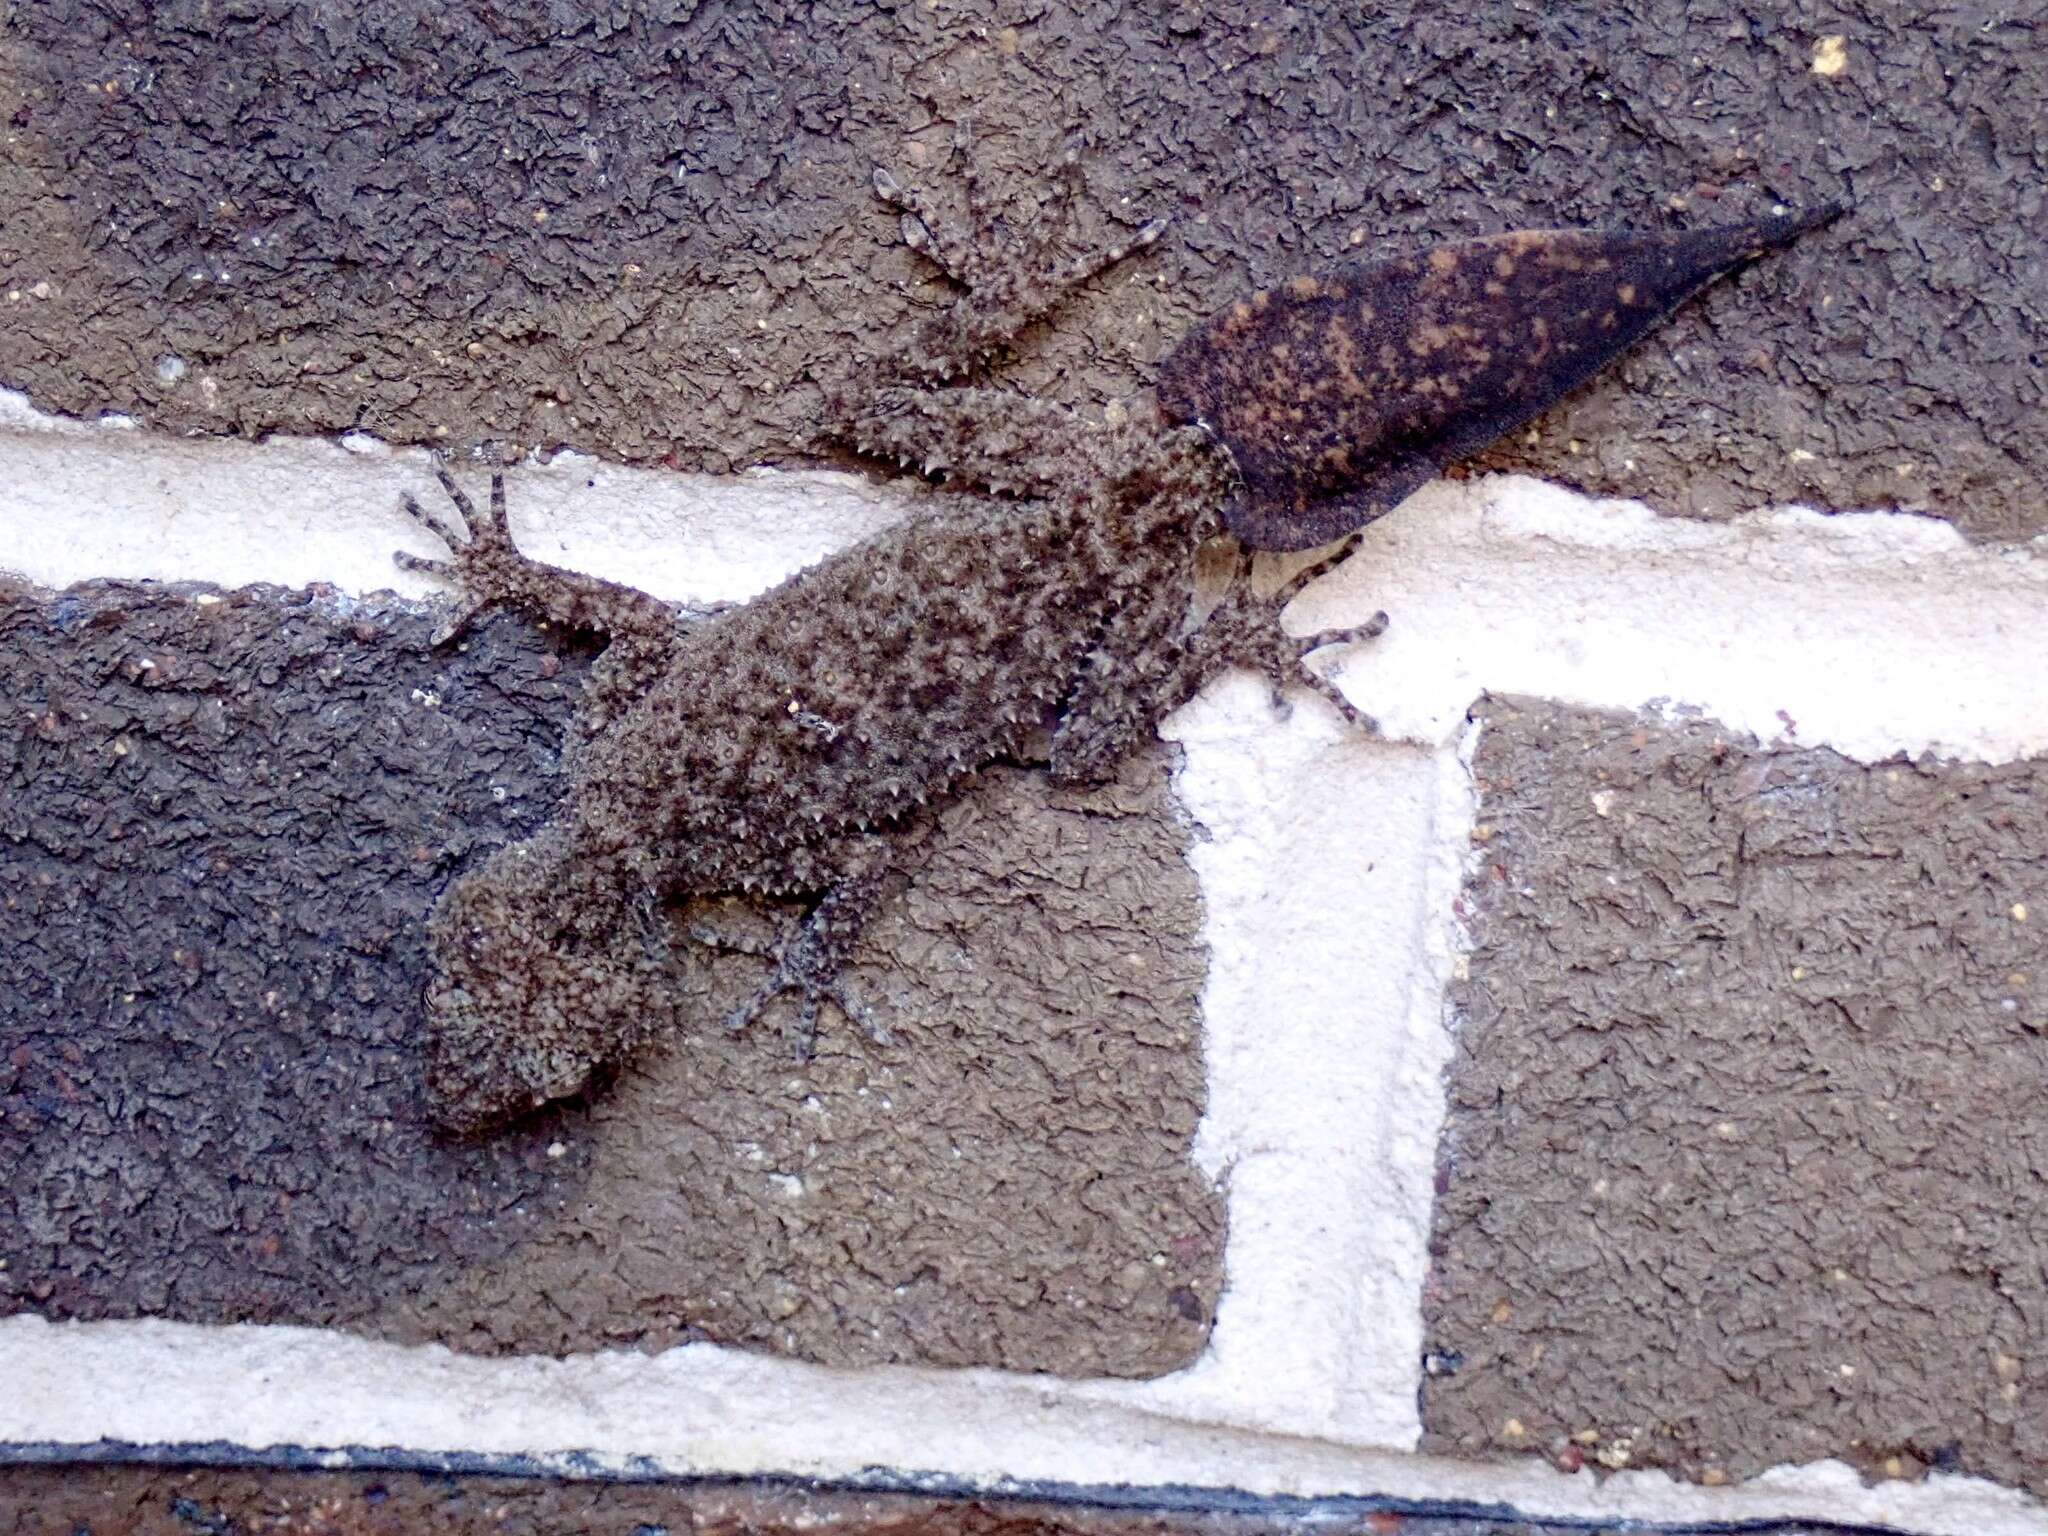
871, 125, 1168, 383
688, 898, 890, 1058
393, 464, 545, 644
1205, 535, 1387, 733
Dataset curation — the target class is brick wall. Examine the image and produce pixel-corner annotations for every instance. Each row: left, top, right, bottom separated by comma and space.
4, 3, 2045, 1534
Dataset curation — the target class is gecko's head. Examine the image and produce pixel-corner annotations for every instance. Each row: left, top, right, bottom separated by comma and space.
421, 835, 661, 1134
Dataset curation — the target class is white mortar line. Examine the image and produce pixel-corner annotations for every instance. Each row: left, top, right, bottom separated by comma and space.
4, 406, 2047, 1531
6, 394, 2040, 765
1290, 474, 2048, 764
1100, 710, 1478, 1449
0, 394, 909, 606
1110, 712, 1456, 1444
4, 1313, 2046, 1536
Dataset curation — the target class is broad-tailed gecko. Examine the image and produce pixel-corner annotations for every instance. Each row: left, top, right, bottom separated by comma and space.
398, 159, 1837, 1131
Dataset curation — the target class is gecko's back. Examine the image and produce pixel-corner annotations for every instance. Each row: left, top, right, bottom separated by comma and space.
564, 488, 1122, 895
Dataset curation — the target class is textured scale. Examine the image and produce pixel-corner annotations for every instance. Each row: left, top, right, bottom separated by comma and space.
572, 493, 1107, 895
1157, 207, 1843, 551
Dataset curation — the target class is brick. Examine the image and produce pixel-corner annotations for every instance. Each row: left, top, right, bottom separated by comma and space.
0, 581, 1220, 1375
1425, 696, 2048, 1490
2, 2, 2041, 537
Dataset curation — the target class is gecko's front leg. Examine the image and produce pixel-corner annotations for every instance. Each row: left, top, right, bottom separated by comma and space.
395, 465, 717, 739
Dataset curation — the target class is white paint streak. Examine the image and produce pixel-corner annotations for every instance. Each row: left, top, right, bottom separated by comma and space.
4, 406, 2047, 1532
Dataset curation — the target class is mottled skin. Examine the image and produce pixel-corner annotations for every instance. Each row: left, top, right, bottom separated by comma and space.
1157, 207, 1844, 550
402, 166, 1379, 1131
401, 162, 1835, 1132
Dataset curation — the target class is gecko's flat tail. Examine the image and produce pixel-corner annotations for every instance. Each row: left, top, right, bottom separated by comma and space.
1162, 200, 1847, 552
1672, 199, 1848, 275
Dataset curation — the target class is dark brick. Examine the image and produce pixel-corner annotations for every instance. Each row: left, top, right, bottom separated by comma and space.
1, 2, 2041, 537
0, 579, 1220, 1375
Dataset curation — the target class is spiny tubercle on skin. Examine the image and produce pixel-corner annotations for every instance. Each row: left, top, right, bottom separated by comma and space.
401, 171, 1838, 1133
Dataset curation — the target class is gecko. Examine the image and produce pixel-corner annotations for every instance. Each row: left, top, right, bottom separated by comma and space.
398, 156, 1839, 1132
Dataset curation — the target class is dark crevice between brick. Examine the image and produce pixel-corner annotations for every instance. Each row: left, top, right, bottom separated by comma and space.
0, 1449, 1910, 1536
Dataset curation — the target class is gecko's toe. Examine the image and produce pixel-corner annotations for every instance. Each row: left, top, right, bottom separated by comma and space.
783, 978, 886, 1060
398, 491, 466, 550
828, 978, 889, 1048
1292, 660, 1379, 734
1296, 609, 1389, 658
720, 988, 769, 1039
393, 549, 454, 578
709, 937, 882, 1056
431, 462, 479, 522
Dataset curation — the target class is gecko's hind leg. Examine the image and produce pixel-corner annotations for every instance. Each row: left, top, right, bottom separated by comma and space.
1049, 535, 1386, 777
872, 138, 1167, 384
688, 862, 897, 1057
1208, 536, 1389, 730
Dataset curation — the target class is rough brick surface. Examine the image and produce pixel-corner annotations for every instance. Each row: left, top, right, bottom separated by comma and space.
1424, 696, 2048, 1490
2, 2, 2042, 537
0, 580, 1220, 1375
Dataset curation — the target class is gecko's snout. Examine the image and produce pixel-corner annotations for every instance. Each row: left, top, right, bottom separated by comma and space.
421, 839, 656, 1134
